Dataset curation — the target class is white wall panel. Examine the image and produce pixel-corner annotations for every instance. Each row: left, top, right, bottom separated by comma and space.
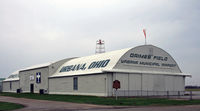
49, 74, 107, 96
129, 73, 142, 90
142, 74, 154, 91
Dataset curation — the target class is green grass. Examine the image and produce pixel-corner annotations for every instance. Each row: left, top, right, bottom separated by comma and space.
185, 88, 200, 91
1, 92, 200, 106
0, 101, 24, 111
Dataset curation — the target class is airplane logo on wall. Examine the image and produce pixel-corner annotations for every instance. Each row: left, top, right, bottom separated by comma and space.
36, 72, 41, 83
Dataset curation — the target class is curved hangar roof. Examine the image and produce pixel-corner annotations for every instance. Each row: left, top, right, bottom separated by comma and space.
3, 70, 19, 82
50, 45, 188, 78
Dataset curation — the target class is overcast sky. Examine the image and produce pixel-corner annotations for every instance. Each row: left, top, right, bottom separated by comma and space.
0, 0, 199, 85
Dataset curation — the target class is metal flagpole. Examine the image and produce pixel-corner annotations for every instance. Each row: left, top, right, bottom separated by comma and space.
145, 37, 146, 45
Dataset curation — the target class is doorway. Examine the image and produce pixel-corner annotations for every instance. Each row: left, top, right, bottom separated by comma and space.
30, 84, 34, 93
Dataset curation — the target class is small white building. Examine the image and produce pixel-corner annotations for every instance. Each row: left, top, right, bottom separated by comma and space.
19, 58, 74, 93
2, 71, 20, 93
0, 78, 5, 92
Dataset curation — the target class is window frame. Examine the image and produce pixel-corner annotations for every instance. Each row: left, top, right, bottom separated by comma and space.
10, 81, 12, 90
73, 77, 78, 90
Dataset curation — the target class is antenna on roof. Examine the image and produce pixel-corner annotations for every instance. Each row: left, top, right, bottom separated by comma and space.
95, 39, 105, 54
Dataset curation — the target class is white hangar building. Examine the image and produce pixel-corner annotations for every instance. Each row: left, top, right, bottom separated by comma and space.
2, 45, 190, 96
2, 71, 20, 93
19, 58, 74, 93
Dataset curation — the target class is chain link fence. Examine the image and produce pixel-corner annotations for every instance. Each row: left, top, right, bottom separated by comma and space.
109, 90, 200, 100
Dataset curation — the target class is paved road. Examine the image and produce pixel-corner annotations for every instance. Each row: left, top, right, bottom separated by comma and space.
1, 96, 200, 111
0, 96, 116, 111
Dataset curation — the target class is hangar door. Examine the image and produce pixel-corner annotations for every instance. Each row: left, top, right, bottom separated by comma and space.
30, 84, 34, 93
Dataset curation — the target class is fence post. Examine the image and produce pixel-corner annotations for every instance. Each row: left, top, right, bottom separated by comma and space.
128, 90, 129, 97
167, 91, 169, 99
190, 91, 192, 100
178, 91, 180, 99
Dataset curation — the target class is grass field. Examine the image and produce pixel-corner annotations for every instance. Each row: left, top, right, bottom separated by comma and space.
0, 101, 24, 111
185, 88, 200, 91
1, 92, 200, 106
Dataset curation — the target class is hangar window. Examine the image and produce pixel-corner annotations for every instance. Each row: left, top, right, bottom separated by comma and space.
10, 82, 12, 90
73, 77, 78, 90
